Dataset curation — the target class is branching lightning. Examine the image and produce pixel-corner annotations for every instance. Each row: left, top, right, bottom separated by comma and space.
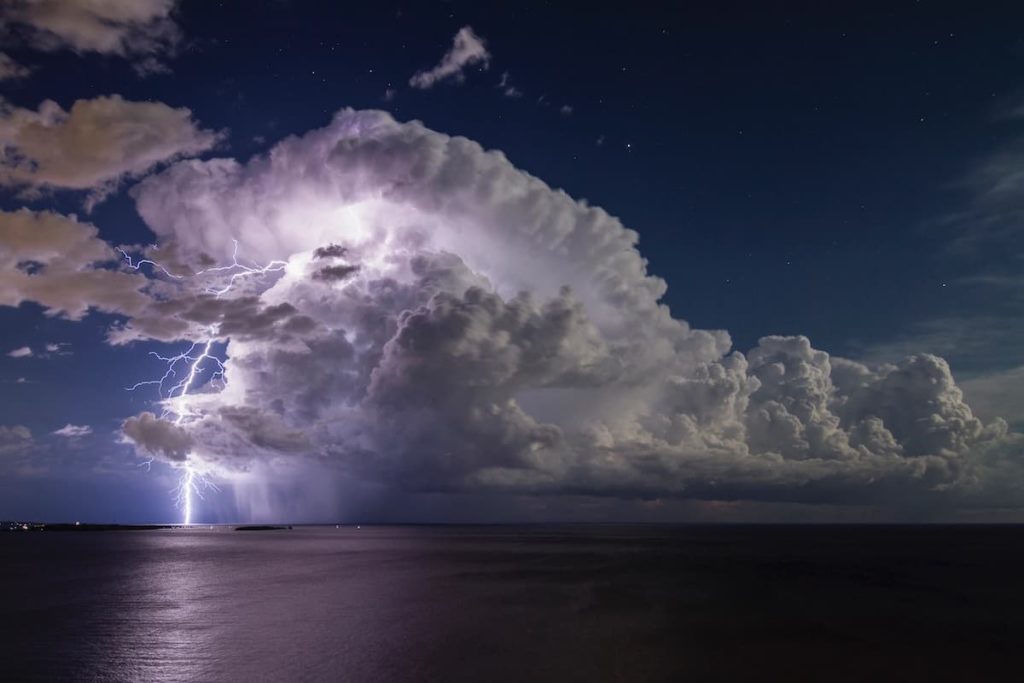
122, 240, 287, 525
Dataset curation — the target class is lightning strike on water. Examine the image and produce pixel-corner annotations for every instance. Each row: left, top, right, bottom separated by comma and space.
122, 240, 288, 525
177, 468, 197, 526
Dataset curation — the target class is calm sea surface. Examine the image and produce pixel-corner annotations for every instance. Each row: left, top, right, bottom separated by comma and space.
1, 525, 1022, 682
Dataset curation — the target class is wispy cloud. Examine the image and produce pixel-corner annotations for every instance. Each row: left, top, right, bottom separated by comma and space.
0, 52, 31, 81
0, 425, 33, 456
852, 314, 1024, 374
498, 71, 522, 98
52, 424, 93, 438
410, 26, 490, 89
44, 342, 72, 356
961, 366, 1024, 429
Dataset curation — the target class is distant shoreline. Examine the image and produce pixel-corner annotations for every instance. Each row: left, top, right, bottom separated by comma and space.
4, 523, 187, 532
1, 523, 290, 532
6, 521, 1024, 532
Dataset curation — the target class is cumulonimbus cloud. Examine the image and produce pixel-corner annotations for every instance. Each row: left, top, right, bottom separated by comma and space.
104, 108, 1021, 509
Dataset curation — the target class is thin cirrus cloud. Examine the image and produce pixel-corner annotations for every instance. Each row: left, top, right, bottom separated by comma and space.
853, 112, 1024, 426
52, 424, 92, 438
961, 366, 1024, 429
0, 95, 222, 208
410, 26, 490, 89
0, 0, 182, 75
2, 344, 72, 359
44, 342, 71, 355
497, 72, 522, 98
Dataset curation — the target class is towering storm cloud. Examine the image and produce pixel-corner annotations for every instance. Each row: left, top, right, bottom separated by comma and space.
115, 109, 1019, 506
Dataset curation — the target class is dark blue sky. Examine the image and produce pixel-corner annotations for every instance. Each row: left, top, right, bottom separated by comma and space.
4, 1, 1019, 355
1, 1, 1022, 522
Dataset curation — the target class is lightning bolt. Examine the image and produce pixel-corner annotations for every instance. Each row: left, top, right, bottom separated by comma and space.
122, 240, 287, 525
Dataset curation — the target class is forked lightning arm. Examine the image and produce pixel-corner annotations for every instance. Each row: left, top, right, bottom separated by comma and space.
122, 240, 287, 524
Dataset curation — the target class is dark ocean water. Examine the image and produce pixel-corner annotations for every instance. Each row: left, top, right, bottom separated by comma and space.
1, 525, 1022, 682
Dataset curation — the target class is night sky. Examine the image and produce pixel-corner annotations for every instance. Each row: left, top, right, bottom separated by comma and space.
1, 1, 1022, 523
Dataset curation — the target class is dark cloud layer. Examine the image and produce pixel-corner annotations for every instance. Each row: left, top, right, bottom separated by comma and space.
121, 412, 192, 462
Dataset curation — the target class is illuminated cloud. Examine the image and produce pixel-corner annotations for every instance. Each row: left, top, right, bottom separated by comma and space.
106, 294, 318, 346
0, 208, 151, 319
107, 109, 1018, 508
52, 424, 92, 438
0, 0, 181, 74
4, 342, 73, 359
121, 412, 193, 462
0, 95, 221, 206
43, 342, 71, 355
410, 26, 490, 89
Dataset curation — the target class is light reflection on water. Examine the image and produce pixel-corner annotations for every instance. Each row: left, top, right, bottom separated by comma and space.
3, 525, 1024, 681
2, 527, 433, 682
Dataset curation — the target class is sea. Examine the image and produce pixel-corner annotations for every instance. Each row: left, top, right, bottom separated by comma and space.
1, 525, 1021, 682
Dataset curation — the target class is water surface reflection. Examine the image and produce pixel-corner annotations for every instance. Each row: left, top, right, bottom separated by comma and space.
2, 525, 1023, 681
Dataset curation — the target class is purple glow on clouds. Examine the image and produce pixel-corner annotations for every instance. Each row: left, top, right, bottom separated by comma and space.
1, 106, 1020, 522
103, 109, 1019, 517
